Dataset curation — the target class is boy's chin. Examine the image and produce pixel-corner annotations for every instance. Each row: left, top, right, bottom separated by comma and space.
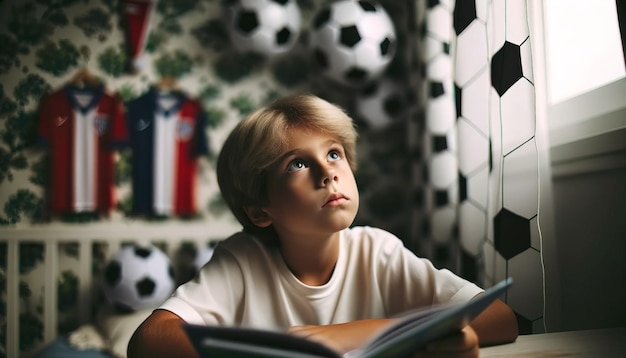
328, 213, 358, 232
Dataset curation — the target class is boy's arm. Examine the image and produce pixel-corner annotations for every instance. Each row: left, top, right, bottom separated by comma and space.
127, 309, 199, 358
420, 299, 518, 357
288, 299, 518, 356
468, 298, 519, 346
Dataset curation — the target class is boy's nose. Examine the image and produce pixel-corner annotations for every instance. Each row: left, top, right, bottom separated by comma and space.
321, 168, 338, 186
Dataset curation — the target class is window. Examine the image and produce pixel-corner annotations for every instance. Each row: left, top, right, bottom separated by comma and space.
544, 0, 625, 104
531, 0, 626, 176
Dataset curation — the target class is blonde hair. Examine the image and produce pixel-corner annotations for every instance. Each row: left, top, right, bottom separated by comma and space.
217, 94, 358, 241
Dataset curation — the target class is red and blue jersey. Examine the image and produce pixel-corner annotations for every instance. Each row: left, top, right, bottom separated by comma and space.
126, 87, 209, 216
38, 85, 127, 215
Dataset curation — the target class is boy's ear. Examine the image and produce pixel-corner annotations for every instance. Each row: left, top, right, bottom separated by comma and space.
243, 206, 272, 228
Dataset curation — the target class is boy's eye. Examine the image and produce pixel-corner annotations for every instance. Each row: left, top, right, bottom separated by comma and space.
328, 150, 341, 161
287, 160, 307, 172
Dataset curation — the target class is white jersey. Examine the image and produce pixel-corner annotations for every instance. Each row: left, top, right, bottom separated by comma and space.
160, 226, 483, 330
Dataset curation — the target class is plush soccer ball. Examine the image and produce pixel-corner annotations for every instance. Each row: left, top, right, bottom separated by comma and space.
102, 245, 175, 313
354, 78, 408, 128
309, 0, 397, 88
225, 0, 302, 58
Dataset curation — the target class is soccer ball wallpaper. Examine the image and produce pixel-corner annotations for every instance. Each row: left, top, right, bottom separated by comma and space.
354, 78, 408, 129
102, 245, 175, 312
309, 0, 397, 88
225, 0, 302, 58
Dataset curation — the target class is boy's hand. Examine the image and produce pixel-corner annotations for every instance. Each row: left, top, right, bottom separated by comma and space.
289, 320, 480, 358
414, 325, 479, 358
287, 319, 394, 355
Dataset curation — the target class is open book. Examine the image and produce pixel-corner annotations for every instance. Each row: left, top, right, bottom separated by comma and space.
183, 278, 513, 358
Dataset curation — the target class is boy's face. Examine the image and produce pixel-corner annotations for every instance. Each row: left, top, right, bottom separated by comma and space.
257, 127, 359, 240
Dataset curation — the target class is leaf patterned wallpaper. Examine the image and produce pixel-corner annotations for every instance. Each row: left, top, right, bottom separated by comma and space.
0, 0, 415, 230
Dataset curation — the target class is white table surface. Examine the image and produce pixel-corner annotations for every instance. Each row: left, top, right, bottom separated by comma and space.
479, 326, 626, 357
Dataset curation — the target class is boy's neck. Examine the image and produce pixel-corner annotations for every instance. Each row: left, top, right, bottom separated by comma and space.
278, 231, 340, 286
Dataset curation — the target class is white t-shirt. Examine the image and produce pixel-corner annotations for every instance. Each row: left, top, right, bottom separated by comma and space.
160, 226, 483, 331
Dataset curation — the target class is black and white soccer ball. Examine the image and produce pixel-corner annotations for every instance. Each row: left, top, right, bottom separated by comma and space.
309, 0, 396, 88
102, 244, 175, 313
355, 78, 408, 128
225, 0, 302, 58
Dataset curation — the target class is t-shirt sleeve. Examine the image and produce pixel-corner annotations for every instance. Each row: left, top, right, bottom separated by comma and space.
369, 228, 483, 315
159, 243, 245, 326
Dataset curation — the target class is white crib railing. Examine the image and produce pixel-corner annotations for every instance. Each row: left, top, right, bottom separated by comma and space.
1, 220, 237, 358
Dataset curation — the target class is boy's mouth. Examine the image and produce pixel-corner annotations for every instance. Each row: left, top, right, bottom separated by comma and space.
323, 193, 347, 208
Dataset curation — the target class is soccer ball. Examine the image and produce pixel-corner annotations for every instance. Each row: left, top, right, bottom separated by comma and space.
102, 245, 175, 312
309, 0, 397, 88
354, 78, 408, 128
225, 0, 302, 58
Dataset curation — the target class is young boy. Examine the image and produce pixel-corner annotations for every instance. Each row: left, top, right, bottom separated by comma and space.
128, 94, 518, 358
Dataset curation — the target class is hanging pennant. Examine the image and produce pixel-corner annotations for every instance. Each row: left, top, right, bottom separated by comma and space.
122, 0, 155, 72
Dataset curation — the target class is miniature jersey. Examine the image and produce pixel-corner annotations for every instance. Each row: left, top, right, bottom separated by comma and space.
38, 85, 127, 214
126, 87, 209, 216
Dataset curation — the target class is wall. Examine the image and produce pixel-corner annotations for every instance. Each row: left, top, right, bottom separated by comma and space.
552, 167, 626, 331
0, 0, 414, 231
546, 75, 626, 333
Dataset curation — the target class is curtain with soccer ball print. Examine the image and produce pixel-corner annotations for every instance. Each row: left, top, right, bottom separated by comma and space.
413, 0, 546, 334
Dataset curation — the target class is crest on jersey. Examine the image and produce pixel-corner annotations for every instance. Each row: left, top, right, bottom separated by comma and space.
177, 119, 194, 141
94, 115, 109, 135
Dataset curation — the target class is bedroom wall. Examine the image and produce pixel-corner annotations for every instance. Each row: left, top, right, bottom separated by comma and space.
0, 0, 415, 230
552, 167, 626, 331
